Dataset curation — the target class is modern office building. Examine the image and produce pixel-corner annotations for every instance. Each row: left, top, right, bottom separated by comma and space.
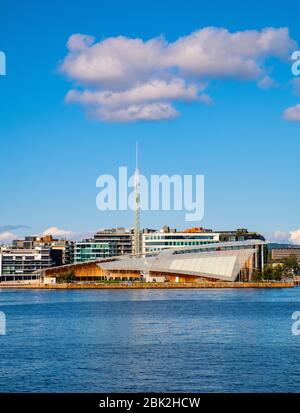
142, 231, 219, 253
12, 236, 37, 249
142, 227, 265, 253
218, 228, 265, 243
49, 240, 75, 266
73, 241, 113, 263
12, 235, 75, 266
93, 228, 133, 255
0, 247, 52, 282
269, 245, 300, 262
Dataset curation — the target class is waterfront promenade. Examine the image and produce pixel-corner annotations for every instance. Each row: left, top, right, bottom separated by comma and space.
0, 281, 294, 289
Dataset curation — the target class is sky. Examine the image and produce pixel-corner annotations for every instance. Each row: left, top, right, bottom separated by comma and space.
1, 0, 300, 244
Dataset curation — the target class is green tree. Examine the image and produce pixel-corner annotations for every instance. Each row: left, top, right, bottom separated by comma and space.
282, 255, 299, 276
253, 269, 263, 281
57, 270, 76, 283
253, 265, 284, 282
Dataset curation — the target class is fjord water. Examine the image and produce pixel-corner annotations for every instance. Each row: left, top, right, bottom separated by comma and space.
1, 288, 300, 392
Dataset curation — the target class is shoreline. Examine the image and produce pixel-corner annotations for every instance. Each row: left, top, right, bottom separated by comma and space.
0, 281, 295, 289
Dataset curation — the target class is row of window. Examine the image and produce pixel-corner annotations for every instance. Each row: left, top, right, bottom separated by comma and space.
144, 241, 214, 246
144, 235, 215, 240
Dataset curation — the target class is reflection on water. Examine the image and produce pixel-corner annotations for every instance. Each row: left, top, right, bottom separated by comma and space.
0, 288, 300, 392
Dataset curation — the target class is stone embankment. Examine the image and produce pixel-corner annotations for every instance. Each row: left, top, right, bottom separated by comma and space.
0, 281, 294, 289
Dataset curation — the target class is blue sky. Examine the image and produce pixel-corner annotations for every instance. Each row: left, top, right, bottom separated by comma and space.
1, 0, 300, 242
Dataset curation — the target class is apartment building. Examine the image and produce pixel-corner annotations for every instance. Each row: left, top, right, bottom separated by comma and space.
93, 228, 133, 255
0, 247, 52, 282
73, 241, 114, 263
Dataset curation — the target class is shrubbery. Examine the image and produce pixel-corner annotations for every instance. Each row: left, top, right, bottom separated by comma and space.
57, 270, 76, 283
253, 255, 300, 281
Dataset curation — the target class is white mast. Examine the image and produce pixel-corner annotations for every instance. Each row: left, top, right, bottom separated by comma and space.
134, 142, 141, 256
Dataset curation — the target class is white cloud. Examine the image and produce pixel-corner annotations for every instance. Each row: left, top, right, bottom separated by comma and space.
266, 229, 300, 245
42, 226, 74, 238
60, 27, 296, 122
0, 232, 16, 243
257, 75, 278, 89
283, 104, 300, 122
266, 230, 290, 243
67, 33, 95, 52
41, 227, 97, 241
65, 78, 200, 108
93, 103, 179, 122
289, 229, 300, 245
165, 27, 293, 78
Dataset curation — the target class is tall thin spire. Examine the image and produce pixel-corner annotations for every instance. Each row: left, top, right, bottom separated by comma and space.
134, 142, 141, 256
136, 141, 138, 171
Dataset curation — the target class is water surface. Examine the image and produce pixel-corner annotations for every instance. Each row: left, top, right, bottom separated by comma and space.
0, 288, 299, 392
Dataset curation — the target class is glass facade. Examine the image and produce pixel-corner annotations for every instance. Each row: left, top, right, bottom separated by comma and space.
74, 242, 112, 263
143, 233, 219, 253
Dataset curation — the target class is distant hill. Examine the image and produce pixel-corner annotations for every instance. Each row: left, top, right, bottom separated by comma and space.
268, 243, 300, 250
